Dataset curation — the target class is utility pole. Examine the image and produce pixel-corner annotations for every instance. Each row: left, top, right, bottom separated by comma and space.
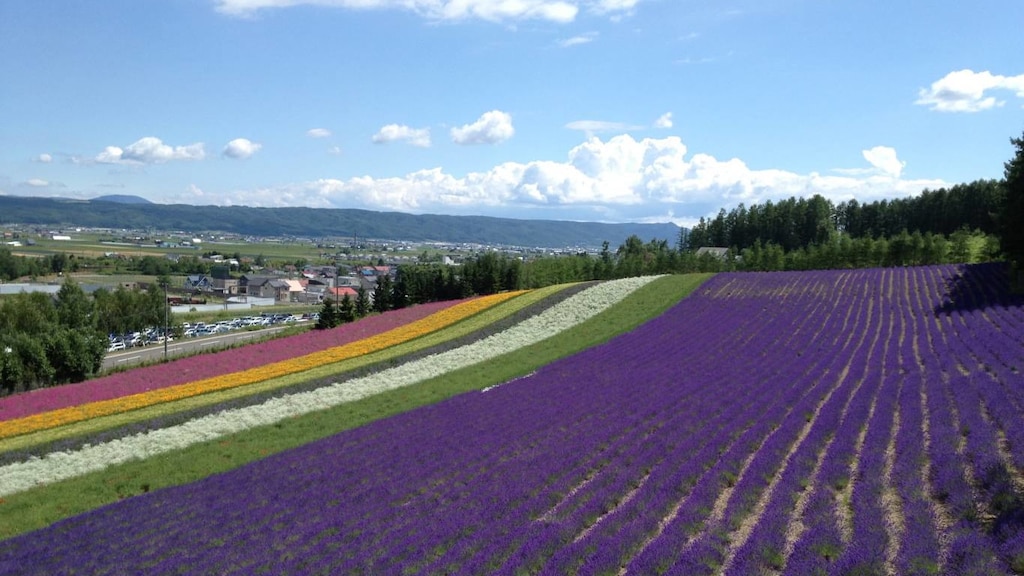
162, 281, 169, 361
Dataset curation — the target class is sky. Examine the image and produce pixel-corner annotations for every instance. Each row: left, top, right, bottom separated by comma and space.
1, 0, 1023, 228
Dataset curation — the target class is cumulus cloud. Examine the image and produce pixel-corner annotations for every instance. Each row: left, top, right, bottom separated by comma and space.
214, 0, 596, 23
36, 153, 53, 163
26, 178, 49, 187
223, 138, 262, 159
95, 137, 205, 164
654, 112, 673, 129
450, 110, 515, 145
372, 124, 431, 148
861, 146, 905, 178
916, 69, 1024, 112
307, 128, 332, 138
164, 135, 944, 225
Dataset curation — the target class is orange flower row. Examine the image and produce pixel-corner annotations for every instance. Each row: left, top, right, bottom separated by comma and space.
0, 291, 527, 440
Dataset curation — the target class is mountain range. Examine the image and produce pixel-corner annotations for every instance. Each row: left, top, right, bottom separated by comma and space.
0, 195, 681, 249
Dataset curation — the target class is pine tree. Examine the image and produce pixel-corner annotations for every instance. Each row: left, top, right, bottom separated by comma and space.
354, 285, 370, 318
338, 294, 355, 324
316, 298, 337, 330
373, 274, 393, 313
1002, 131, 1024, 274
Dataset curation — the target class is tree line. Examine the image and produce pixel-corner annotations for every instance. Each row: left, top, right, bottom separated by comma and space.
0, 249, 80, 281
680, 130, 1023, 277
0, 279, 169, 395
681, 180, 1004, 254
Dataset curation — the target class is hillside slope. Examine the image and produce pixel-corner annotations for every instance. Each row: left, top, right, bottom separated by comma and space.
0, 196, 680, 248
3, 266, 1021, 574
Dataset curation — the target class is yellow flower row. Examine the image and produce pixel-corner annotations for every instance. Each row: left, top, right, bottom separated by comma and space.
0, 284, 574, 455
0, 291, 527, 440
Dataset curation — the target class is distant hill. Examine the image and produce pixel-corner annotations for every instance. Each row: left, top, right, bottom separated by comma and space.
0, 196, 680, 249
92, 195, 153, 205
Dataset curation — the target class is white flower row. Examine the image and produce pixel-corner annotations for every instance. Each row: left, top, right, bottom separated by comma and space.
0, 276, 661, 496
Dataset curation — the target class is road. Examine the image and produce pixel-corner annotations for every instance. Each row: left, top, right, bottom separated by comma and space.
102, 326, 291, 371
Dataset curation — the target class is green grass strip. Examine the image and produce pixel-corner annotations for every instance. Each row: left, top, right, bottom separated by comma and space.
0, 283, 573, 455
0, 273, 712, 541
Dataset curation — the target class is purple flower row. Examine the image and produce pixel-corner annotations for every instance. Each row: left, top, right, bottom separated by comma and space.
1, 265, 1022, 575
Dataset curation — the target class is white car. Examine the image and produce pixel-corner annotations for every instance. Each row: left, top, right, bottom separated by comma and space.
108, 341, 126, 352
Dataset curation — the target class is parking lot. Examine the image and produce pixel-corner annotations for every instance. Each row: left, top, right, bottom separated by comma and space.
108, 313, 314, 353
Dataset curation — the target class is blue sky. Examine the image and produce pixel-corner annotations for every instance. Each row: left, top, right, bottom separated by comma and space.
2, 0, 1022, 227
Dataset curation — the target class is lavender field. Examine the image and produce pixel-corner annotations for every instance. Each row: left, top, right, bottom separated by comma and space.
2, 264, 1023, 575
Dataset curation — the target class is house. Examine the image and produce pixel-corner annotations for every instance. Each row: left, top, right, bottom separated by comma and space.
359, 265, 392, 279
335, 275, 363, 289
212, 277, 240, 295
325, 286, 359, 301
302, 265, 340, 281
695, 247, 731, 259
296, 284, 326, 305
239, 275, 290, 301
283, 279, 305, 301
184, 274, 214, 292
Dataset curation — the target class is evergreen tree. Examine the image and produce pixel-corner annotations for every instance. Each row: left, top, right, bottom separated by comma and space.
373, 274, 393, 313
316, 298, 338, 330
1001, 131, 1024, 274
355, 285, 370, 317
338, 293, 356, 324
391, 275, 409, 309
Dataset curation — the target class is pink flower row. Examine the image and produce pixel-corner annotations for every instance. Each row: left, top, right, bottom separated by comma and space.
0, 300, 462, 422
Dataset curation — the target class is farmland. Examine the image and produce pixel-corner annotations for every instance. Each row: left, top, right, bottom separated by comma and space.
0, 265, 1023, 574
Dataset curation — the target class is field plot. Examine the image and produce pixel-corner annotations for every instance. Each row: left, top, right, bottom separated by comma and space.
1, 264, 1023, 575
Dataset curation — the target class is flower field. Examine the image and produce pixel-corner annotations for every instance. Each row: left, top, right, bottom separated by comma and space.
0, 292, 524, 439
2, 265, 1023, 575
0, 300, 462, 421
0, 276, 659, 499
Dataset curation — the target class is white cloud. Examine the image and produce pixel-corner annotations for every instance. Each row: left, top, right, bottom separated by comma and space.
223, 138, 262, 159
214, 0, 596, 23
591, 0, 638, 20
437, 0, 577, 22
26, 178, 49, 187
654, 112, 673, 129
566, 120, 644, 136
95, 137, 205, 164
593, 0, 639, 11
186, 184, 206, 199
559, 32, 597, 47
307, 128, 332, 138
861, 146, 905, 178
450, 110, 515, 145
36, 153, 53, 163
165, 135, 944, 225
916, 69, 1024, 112
372, 124, 431, 148
328, 146, 343, 155
95, 146, 125, 164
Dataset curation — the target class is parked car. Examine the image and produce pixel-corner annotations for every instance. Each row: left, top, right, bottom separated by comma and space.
108, 341, 126, 352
